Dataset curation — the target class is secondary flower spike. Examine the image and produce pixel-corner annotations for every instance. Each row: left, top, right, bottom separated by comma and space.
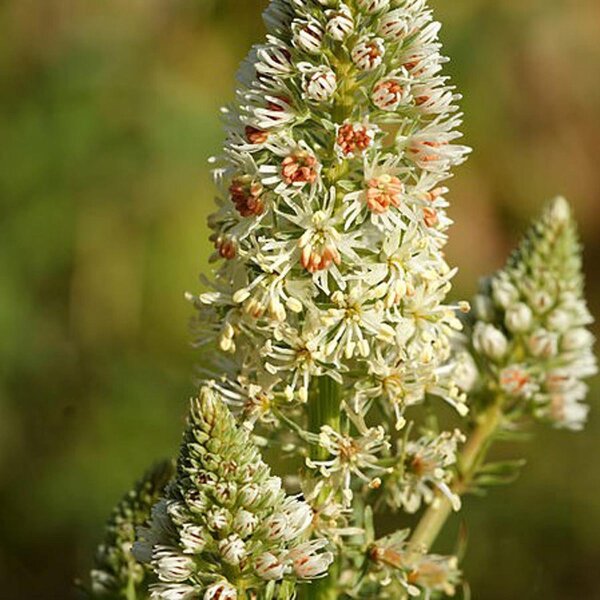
134, 387, 333, 600
469, 197, 597, 430
89, 461, 174, 599
189, 0, 471, 429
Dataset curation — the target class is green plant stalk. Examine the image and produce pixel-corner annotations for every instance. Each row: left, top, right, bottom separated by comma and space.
304, 376, 342, 600
308, 376, 342, 461
125, 574, 137, 600
409, 397, 504, 552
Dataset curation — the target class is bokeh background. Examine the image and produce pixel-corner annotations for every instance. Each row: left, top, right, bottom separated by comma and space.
1, 0, 599, 598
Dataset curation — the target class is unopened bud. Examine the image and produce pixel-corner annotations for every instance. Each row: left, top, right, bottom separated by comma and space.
505, 302, 533, 333
473, 322, 508, 361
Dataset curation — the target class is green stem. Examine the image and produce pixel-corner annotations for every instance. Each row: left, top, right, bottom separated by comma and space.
125, 575, 137, 600
303, 376, 342, 600
409, 397, 504, 552
309, 376, 341, 461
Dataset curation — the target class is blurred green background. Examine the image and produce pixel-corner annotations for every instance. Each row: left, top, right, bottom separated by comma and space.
1, 0, 599, 598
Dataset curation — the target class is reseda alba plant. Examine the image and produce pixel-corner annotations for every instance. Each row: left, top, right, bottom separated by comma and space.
86, 1, 596, 599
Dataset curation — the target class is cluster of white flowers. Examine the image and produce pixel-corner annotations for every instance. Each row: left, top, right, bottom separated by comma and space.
368, 529, 461, 598
84, 2, 598, 598
306, 406, 391, 506
181, 2, 475, 592
134, 387, 333, 600
383, 429, 465, 514
469, 198, 597, 430
190, 0, 470, 427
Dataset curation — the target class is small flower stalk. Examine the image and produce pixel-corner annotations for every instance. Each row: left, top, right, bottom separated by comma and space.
86, 2, 597, 599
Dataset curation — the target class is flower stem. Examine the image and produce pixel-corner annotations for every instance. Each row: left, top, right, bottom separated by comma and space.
125, 575, 137, 600
303, 376, 342, 600
309, 376, 341, 461
409, 397, 504, 552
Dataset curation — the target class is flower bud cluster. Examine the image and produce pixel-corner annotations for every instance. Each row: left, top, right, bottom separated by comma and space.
190, 0, 470, 427
90, 461, 174, 599
134, 387, 333, 600
468, 198, 597, 430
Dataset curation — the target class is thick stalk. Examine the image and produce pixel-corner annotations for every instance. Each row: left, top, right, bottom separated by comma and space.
304, 376, 342, 600
308, 376, 342, 461
408, 397, 504, 552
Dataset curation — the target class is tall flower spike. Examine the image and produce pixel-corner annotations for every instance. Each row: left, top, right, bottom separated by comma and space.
89, 461, 174, 599
134, 386, 333, 600
190, 0, 470, 429
469, 197, 597, 430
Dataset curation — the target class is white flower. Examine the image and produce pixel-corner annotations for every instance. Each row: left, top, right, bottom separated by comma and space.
546, 308, 571, 332
326, 5, 354, 41
473, 322, 508, 361
544, 377, 590, 431
378, 7, 411, 41
262, 329, 332, 403
562, 328, 594, 352
249, 93, 296, 130
308, 409, 390, 504
453, 350, 479, 393
304, 66, 337, 102
321, 285, 396, 361
335, 121, 378, 157
342, 157, 417, 230
528, 329, 558, 359
372, 77, 409, 111
233, 510, 259, 538
387, 430, 465, 513
505, 302, 533, 333
238, 483, 262, 510
206, 508, 230, 532
204, 581, 237, 600
152, 546, 195, 583
179, 525, 207, 554
264, 496, 313, 542
287, 540, 334, 579
255, 41, 293, 78
264, 513, 290, 542
352, 37, 386, 71
219, 534, 247, 566
412, 80, 459, 116
499, 364, 538, 399
492, 277, 519, 309
357, 0, 390, 13
292, 18, 325, 54
255, 552, 286, 580
280, 496, 314, 540
403, 114, 470, 174
298, 210, 342, 274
